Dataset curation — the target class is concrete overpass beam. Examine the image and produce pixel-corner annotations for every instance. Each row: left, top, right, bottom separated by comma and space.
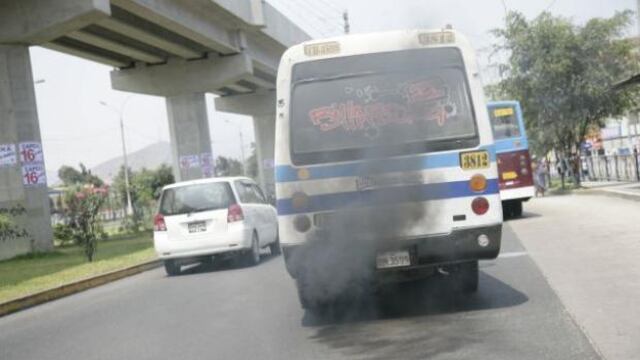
66, 30, 164, 64
110, 0, 240, 54
252, 114, 276, 197
0, 45, 53, 260
97, 17, 202, 59
111, 56, 252, 181
215, 92, 276, 195
42, 42, 129, 68
0, 0, 110, 45
110, 53, 253, 97
166, 93, 213, 182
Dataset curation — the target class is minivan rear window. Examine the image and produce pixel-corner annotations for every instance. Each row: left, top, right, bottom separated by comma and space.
159, 182, 235, 216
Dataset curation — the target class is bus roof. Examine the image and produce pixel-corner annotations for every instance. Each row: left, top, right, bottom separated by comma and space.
282, 28, 475, 65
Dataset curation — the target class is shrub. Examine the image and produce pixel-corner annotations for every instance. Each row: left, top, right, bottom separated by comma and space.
64, 186, 107, 262
53, 223, 74, 246
0, 206, 29, 244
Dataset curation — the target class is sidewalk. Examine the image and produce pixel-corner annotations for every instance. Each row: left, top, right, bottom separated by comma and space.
580, 181, 640, 199
511, 195, 640, 360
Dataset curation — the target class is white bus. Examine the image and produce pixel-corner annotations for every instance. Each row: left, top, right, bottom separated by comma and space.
275, 29, 502, 308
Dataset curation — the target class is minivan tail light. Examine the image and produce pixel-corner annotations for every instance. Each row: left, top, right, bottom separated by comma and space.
153, 214, 167, 231
227, 204, 244, 223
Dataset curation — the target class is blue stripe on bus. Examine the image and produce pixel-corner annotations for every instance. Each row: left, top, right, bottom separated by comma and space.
275, 145, 496, 183
276, 178, 499, 215
495, 138, 529, 153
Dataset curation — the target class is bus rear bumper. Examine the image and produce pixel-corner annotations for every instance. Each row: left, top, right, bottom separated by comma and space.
500, 186, 535, 201
281, 224, 502, 279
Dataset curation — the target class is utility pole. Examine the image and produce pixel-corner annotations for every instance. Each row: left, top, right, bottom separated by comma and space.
343, 10, 350, 34
225, 120, 246, 176
100, 99, 134, 218
629, 0, 640, 152
118, 112, 134, 217
637, 0, 640, 36
239, 128, 246, 176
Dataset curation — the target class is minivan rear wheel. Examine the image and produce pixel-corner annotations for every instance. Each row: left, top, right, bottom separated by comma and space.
242, 233, 260, 267
164, 259, 180, 276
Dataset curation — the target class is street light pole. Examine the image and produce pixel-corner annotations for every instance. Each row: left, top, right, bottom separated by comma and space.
100, 99, 134, 217
225, 120, 246, 176
118, 112, 134, 217
239, 128, 246, 176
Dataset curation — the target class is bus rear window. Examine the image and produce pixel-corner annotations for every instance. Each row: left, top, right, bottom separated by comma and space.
489, 106, 521, 140
290, 48, 478, 165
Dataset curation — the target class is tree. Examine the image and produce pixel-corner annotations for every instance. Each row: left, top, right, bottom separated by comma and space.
63, 186, 107, 261
490, 10, 639, 187
58, 163, 104, 187
215, 156, 244, 176
112, 164, 175, 231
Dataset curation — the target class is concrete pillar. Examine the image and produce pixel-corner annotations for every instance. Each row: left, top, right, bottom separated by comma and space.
253, 114, 276, 198
166, 93, 214, 181
213, 92, 276, 196
0, 45, 53, 259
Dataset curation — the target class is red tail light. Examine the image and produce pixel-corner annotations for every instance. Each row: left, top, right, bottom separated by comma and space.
153, 213, 167, 231
227, 204, 244, 223
471, 197, 489, 215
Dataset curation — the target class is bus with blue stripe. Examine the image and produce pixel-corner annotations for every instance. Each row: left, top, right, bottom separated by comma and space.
487, 101, 534, 217
275, 29, 503, 308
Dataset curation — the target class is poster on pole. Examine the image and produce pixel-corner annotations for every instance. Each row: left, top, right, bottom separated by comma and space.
21, 163, 47, 187
19, 142, 44, 164
200, 152, 213, 167
0, 144, 17, 167
262, 158, 275, 169
202, 165, 215, 178
179, 154, 200, 169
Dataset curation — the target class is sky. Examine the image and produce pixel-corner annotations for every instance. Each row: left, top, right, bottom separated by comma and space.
31, 0, 637, 179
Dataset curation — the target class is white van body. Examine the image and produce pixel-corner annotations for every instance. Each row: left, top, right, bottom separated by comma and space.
153, 177, 278, 275
274, 29, 503, 307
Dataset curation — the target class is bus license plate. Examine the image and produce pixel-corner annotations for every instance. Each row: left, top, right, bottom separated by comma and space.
460, 151, 490, 170
188, 221, 206, 233
376, 250, 411, 269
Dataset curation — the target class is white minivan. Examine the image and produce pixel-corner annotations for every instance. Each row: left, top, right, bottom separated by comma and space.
153, 177, 279, 276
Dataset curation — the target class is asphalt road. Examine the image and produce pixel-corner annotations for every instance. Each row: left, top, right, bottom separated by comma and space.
0, 223, 600, 360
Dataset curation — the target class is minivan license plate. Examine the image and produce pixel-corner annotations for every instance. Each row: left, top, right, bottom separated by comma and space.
376, 250, 411, 269
188, 221, 206, 233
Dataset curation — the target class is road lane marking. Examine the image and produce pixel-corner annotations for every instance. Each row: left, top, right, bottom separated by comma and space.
498, 251, 528, 259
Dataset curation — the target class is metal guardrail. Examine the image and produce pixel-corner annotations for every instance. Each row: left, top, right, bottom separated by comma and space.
584, 152, 640, 182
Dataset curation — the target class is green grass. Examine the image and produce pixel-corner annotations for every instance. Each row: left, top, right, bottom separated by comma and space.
547, 176, 580, 192
0, 232, 156, 304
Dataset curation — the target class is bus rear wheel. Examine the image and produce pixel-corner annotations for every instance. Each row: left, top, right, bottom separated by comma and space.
502, 200, 523, 219
456, 261, 479, 293
512, 200, 523, 217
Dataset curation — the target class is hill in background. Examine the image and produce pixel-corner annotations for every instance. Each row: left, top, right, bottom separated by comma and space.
90, 141, 172, 184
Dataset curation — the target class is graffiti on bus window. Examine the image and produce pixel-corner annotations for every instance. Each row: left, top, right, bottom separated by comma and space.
307, 77, 457, 139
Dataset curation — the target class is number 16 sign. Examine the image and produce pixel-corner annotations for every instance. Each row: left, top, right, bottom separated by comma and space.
19, 142, 44, 164
22, 164, 47, 186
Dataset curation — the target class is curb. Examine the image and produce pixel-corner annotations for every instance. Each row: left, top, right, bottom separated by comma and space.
583, 188, 640, 202
0, 259, 162, 317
